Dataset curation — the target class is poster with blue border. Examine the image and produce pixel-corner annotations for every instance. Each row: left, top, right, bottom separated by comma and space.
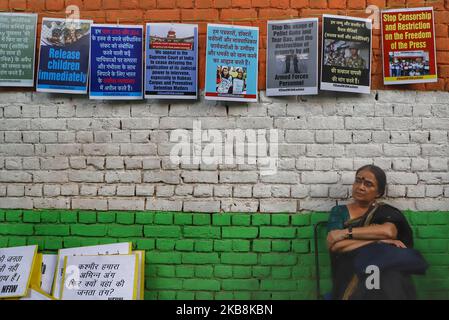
90, 24, 143, 100
145, 23, 198, 99
205, 24, 259, 102
36, 17, 92, 94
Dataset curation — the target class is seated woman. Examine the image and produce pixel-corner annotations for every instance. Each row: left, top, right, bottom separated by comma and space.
327, 165, 419, 300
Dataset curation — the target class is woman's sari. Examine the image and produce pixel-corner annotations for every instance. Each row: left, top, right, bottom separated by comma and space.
328, 202, 422, 300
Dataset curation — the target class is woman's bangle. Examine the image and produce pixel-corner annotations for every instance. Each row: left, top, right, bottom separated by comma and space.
348, 226, 353, 239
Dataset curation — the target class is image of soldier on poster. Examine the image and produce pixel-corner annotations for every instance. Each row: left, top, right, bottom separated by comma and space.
321, 15, 372, 92
324, 40, 369, 69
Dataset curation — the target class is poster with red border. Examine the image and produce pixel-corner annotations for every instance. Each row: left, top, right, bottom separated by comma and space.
381, 7, 437, 85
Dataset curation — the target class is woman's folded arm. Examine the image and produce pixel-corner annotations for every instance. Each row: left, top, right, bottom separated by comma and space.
330, 239, 376, 253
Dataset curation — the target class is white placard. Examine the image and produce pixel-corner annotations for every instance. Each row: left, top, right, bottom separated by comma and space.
61, 254, 138, 300
0, 245, 38, 298
52, 242, 132, 299
41, 254, 57, 294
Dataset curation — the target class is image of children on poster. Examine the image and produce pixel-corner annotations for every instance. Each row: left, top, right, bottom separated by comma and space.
37, 18, 92, 94
321, 15, 372, 94
145, 23, 198, 99
90, 25, 143, 100
61, 254, 138, 300
205, 24, 259, 102
381, 7, 437, 85
266, 18, 319, 96
0, 13, 38, 87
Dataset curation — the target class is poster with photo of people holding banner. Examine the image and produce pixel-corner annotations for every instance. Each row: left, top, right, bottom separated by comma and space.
266, 18, 319, 96
381, 7, 437, 85
36, 18, 92, 94
89, 24, 143, 100
145, 23, 198, 99
0, 13, 38, 87
205, 24, 259, 102
321, 15, 372, 94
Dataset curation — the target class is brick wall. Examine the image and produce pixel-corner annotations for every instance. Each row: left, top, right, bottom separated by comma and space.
1, 209, 448, 300
1, 0, 449, 91
0, 91, 448, 212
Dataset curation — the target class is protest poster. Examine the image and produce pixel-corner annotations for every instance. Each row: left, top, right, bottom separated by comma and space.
145, 23, 198, 99
0, 13, 37, 87
41, 254, 57, 294
61, 254, 138, 300
381, 7, 437, 85
205, 24, 259, 102
36, 17, 92, 94
321, 15, 372, 94
52, 242, 132, 299
266, 18, 319, 96
90, 24, 143, 100
20, 286, 56, 300
0, 245, 38, 298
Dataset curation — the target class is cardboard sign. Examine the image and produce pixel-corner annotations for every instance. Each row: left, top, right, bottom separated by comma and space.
41, 254, 57, 294
321, 15, 372, 94
0, 13, 38, 87
145, 23, 198, 99
20, 286, 56, 300
0, 245, 38, 298
381, 7, 437, 85
52, 242, 132, 299
61, 254, 138, 300
134, 251, 145, 300
90, 24, 143, 100
36, 17, 92, 94
205, 24, 259, 102
266, 18, 319, 96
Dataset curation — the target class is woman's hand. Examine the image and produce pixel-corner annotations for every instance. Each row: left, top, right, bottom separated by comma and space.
327, 229, 348, 248
378, 239, 407, 248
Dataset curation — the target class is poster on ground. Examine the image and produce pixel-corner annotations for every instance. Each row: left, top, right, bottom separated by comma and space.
205, 24, 259, 102
90, 24, 143, 100
0, 13, 38, 87
52, 242, 132, 299
266, 18, 319, 96
61, 254, 138, 300
145, 23, 198, 99
321, 15, 372, 94
381, 7, 437, 85
0, 245, 38, 299
36, 17, 92, 94
41, 254, 57, 294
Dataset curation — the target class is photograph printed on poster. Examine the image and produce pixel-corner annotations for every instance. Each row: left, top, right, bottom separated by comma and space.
381, 7, 437, 85
321, 15, 372, 94
205, 24, 259, 102
36, 18, 92, 94
145, 23, 198, 99
266, 18, 319, 96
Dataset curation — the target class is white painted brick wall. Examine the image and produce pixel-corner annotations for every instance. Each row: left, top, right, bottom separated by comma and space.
0, 91, 448, 212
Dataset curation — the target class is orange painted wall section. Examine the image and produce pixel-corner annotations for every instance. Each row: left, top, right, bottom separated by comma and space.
1, 0, 449, 91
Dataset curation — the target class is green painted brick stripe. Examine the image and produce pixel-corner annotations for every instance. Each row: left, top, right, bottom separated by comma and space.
144, 226, 181, 238
222, 227, 258, 239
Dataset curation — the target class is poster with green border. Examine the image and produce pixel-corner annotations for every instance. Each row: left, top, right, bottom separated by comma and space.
0, 13, 38, 87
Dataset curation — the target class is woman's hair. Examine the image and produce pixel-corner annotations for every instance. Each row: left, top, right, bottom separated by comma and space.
355, 165, 387, 197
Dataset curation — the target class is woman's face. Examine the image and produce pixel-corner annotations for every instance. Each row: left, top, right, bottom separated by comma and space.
238, 72, 243, 78
223, 68, 229, 75
352, 169, 380, 203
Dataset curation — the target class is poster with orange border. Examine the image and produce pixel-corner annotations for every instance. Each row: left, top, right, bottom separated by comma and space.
381, 7, 437, 85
